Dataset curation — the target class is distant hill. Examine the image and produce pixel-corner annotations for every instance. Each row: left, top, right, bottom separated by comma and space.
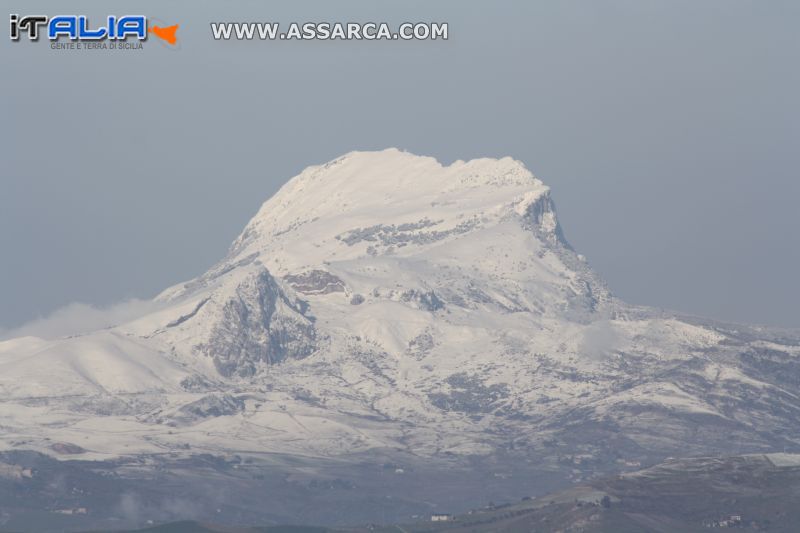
101, 453, 800, 532
367, 453, 800, 532
115, 522, 330, 533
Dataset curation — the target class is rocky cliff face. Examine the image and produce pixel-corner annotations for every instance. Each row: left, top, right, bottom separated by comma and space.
197, 267, 316, 377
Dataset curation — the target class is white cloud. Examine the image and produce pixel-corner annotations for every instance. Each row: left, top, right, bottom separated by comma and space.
0, 299, 163, 340
580, 319, 619, 361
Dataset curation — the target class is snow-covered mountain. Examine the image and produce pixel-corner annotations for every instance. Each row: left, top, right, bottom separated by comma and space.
2, 148, 800, 485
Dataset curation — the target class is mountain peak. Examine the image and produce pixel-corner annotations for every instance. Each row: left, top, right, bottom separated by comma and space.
153, 149, 601, 312
223, 149, 552, 268
287, 148, 540, 196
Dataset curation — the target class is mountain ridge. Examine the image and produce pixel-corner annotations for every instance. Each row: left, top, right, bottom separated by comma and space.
1, 149, 800, 527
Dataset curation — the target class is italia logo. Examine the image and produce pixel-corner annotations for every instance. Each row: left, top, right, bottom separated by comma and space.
9, 15, 179, 46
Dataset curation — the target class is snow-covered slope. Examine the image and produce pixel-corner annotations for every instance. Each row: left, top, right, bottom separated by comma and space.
2, 149, 800, 473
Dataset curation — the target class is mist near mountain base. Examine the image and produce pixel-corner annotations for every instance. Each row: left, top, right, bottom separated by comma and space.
0, 299, 166, 341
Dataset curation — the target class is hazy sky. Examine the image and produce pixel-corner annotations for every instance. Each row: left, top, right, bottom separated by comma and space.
2, 1, 799, 332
